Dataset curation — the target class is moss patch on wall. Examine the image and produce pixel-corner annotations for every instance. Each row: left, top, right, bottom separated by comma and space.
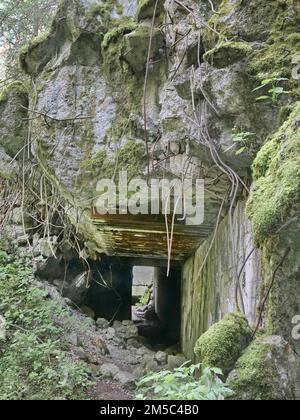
247, 102, 300, 244
194, 313, 253, 377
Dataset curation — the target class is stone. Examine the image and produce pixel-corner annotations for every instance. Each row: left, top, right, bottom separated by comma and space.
80, 306, 95, 319
91, 336, 109, 355
126, 338, 142, 348
136, 345, 153, 356
122, 320, 134, 327
0, 316, 6, 342
154, 350, 167, 365
122, 27, 164, 72
106, 327, 116, 340
37, 236, 58, 258
114, 371, 136, 389
0, 147, 17, 180
65, 272, 91, 305
64, 333, 79, 347
194, 313, 253, 377
227, 336, 299, 400
167, 355, 187, 370
96, 318, 110, 330
124, 355, 140, 365
76, 347, 90, 363
0, 82, 28, 158
99, 363, 120, 379
144, 359, 158, 373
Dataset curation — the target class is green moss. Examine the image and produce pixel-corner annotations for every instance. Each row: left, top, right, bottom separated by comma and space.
117, 141, 146, 180
226, 336, 292, 400
0, 81, 28, 103
102, 21, 137, 51
81, 141, 146, 183
136, 0, 164, 22
247, 102, 300, 243
19, 31, 50, 72
203, 0, 300, 97
194, 313, 252, 377
204, 41, 253, 68
250, 32, 300, 87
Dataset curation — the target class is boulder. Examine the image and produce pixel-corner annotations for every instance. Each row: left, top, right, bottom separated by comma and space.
154, 350, 167, 365
80, 306, 95, 319
99, 363, 120, 379
65, 272, 91, 305
114, 371, 136, 389
227, 336, 299, 400
96, 318, 110, 330
167, 354, 187, 370
194, 313, 252, 377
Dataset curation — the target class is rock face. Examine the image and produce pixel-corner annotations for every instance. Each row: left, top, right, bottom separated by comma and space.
227, 336, 299, 400
8, 0, 285, 259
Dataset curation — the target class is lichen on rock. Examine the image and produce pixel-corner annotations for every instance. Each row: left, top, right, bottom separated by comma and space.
194, 313, 252, 377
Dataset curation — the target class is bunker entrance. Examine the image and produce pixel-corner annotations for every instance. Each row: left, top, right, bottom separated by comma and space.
132, 266, 181, 348
84, 262, 181, 349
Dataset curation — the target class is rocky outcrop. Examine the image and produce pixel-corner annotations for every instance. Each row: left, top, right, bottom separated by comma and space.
1, 0, 300, 400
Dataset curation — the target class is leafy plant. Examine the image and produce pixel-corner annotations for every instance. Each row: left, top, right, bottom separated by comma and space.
232, 129, 257, 156
253, 77, 290, 103
135, 287, 151, 308
136, 362, 234, 400
0, 251, 91, 400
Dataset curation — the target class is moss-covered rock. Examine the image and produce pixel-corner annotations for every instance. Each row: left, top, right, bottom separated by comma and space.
247, 102, 300, 243
204, 42, 253, 69
227, 335, 298, 400
121, 26, 164, 72
194, 313, 252, 377
136, 0, 164, 22
0, 81, 28, 104
0, 82, 28, 158
203, 0, 300, 97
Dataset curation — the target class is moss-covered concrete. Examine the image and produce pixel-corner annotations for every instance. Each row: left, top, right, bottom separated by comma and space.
194, 313, 252, 377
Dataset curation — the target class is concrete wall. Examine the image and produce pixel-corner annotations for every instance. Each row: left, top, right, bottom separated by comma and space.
181, 201, 261, 359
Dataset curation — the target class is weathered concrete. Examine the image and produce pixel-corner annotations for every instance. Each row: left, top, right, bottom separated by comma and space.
181, 201, 261, 359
